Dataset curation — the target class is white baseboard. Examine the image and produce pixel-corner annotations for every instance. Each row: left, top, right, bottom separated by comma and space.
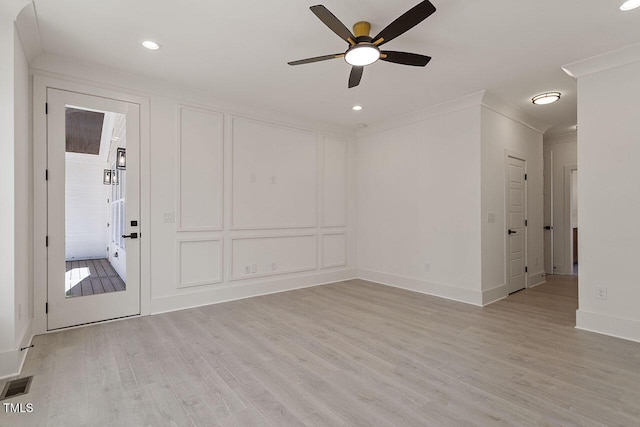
576, 310, 640, 343
357, 269, 483, 306
481, 284, 507, 306
528, 271, 546, 288
151, 269, 358, 315
0, 320, 33, 380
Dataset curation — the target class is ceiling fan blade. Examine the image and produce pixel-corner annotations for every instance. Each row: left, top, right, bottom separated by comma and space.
348, 66, 363, 88
372, 1, 436, 46
310, 5, 356, 44
288, 53, 343, 66
380, 51, 432, 66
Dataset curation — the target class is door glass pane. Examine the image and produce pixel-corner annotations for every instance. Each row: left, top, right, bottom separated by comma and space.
64, 107, 127, 298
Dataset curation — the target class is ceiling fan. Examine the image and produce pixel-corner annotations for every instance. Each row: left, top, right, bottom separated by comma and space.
288, 1, 436, 88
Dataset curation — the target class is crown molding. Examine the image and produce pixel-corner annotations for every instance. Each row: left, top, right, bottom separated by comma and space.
544, 130, 577, 146
356, 91, 486, 139
0, 0, 31, 18
15, 2, 43, 64
562, 42, 640, 79
481, 92, 551, 134
356, 89, 551, 140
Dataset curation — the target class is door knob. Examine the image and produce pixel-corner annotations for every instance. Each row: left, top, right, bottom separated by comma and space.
508, 229, 516, 235
122, 233, 138, 239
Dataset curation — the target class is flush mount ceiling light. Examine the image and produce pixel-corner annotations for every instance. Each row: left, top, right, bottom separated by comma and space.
142, 40, 161, 50
620, 0, 640, 11
532, 92, 561, 105
352, 105, 363, 111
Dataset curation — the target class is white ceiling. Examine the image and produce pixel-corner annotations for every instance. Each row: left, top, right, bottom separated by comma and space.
30, 0, 640, 134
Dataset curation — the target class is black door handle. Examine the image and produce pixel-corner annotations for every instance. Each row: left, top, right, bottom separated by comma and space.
544, 226, 553, 230
508, 229, 516, 235
122, 233, 138, 239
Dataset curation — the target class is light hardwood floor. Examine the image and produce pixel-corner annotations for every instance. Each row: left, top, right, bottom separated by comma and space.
2, 275, 640, 426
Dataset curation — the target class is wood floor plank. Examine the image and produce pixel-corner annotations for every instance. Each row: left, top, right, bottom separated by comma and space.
80, 280, 93, 296
112, 276, 126, 291
63, 258, 123, 298
2, 275, 640, 427
93, 259, 108, 277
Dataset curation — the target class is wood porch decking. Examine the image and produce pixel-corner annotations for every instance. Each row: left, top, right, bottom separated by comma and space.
65, 258, 125, 297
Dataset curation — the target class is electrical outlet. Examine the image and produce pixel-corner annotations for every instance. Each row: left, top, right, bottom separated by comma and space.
163, 212, 175, 223
251, 264, 257, 274
271, 262, 277, 271
271, 175, 277, 184
595, 287, 607, 300
244, 265, 250, 274
250, 173, 256, 183
424, 263, 431, 273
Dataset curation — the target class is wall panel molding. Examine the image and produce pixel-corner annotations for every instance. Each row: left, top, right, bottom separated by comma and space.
321, 136, 348, 228
176, 105, 224, 232
230, 116, 318, 230
231, 233, 317, 280
321, 232, 347, 268
177, 237, 223, 288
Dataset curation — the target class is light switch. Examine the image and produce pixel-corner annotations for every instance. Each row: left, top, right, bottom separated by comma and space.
250, 173, 256, 183
487, 212, 496, 223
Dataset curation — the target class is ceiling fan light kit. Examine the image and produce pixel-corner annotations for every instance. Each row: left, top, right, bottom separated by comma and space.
288, 1, 436, 88
620, 0, 640, 11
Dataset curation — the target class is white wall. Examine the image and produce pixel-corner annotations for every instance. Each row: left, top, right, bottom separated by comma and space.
481, 106, 545, 301
565, 52, 640, 342
0, 2, 32, 379
357, 97, 483, 305
30, 53, 357, 319
356, 93, 546, 307
543, 134, 577, 275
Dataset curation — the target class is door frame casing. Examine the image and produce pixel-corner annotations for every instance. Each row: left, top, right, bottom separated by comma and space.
565, 164, 578, 275
33, 74, 151, 335
504, 150, 528, 292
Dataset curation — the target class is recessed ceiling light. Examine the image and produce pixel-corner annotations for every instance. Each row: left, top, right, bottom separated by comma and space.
352, 105, 363, 111
142, 40, 161, 50
532, 92, 561, 105
620, 0, 640, 11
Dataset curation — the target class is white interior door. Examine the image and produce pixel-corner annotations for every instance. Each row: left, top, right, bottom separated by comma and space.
507, 156, 527, 294
47, 88, 140, 330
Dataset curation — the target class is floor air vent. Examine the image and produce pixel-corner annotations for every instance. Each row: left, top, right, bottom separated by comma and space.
0, 376, 33, 400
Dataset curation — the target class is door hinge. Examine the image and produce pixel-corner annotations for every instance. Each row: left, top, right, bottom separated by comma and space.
45, 303, 48, 313
45, 169, 48, 180
525, 219, 528, 227
524, 173, 528, 181
45, 102, 48, 114
525, 266, 528, 273
45, 236, 48, 247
